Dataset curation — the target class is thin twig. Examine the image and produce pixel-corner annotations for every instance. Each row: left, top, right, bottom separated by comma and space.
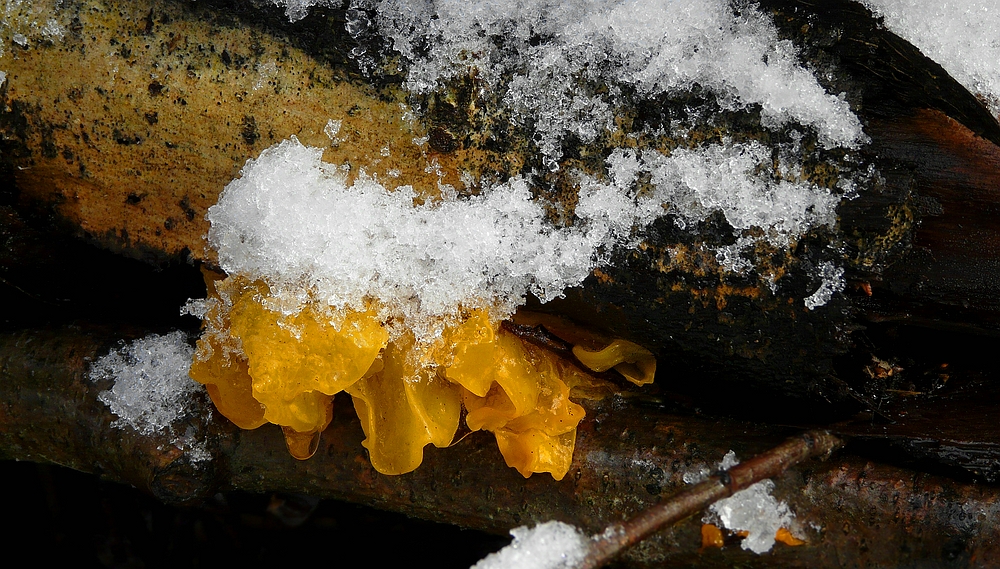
580, 430, 844, 569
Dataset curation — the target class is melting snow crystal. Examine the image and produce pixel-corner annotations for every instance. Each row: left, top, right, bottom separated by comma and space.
803, 261, 845, 310
706, 450, 795, 554
471, 521, 589, 569
90, 331, 202, 436
268, 0, 337, 22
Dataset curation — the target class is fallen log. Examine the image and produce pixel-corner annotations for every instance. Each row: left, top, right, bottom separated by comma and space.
3, 0, 1000, 566
3, 0, 999, 405
2, 325, 999, 568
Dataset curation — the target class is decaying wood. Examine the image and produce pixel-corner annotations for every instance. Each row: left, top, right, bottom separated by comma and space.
5, 0, 1000, 407
0, 0, 468, 263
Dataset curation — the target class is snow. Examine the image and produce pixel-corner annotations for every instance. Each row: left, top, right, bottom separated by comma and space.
210, 136, 613, 340
718, 449, 740, 471
268, 0, 339, 23
376, 0, 866, 153
40, 17, 63, 41
711, 479, 794, 554
471, 521, 590, 569
1, 1, 68, 54
604, 143, 840, 248
246, 0, 865, 312
208, 134, 842, 343
323, 118, 343, 142
89, 331, 203, 437
704, 450, 795, 554
861, 0, 1000, 117
803, 261, 846, 310
268, 1, 866, 152
254, 60, 279, 91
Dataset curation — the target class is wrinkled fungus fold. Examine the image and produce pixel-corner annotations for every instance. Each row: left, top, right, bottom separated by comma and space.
190, 272, 653, 478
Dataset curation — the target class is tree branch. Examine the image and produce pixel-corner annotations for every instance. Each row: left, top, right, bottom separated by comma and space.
3, 326, 999, 567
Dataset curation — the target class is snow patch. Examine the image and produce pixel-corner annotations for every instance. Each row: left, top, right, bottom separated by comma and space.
89, 332, 210, 462
861, 0, 1000, 118
702, 450, 795, 554
375, 0, 866, 151
471, 521, 589, 569
803, 261, 845, 310
208, 135, 839, 344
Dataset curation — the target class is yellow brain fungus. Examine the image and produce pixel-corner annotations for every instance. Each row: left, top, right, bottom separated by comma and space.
190, 273, 656, 478
572, 340, 656, 386
347, 332, 462, 475
512, 311, 657, 387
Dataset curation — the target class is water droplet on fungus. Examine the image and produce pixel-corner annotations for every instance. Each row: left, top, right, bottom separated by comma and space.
282, 426, 323, 460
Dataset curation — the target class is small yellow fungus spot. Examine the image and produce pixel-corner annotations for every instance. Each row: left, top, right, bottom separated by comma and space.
775, 527, 806, 546
511, 311, 657, 386
701, 523, 725, 549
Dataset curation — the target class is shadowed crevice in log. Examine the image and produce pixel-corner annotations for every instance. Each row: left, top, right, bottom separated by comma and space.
868, 109, 1000, 327
1, 460, 507, 567
0, 201, 205, 330
188, 0, 400, 90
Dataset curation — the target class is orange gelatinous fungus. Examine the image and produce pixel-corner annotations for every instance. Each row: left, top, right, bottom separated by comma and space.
775, 527, 806, 546
224, 278, 387, 433
572, 339, 657, 386
701, 523, 725, 549
190, 271, 654, 478
463, 383, 519, 432
511, 310, 657, 386
440, 309, 497, 397
451, 328, 585, 479
347, 333, 462, 475
494, 428, 577, 480
190, 338, 267, 429
189, 273, 267, 429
